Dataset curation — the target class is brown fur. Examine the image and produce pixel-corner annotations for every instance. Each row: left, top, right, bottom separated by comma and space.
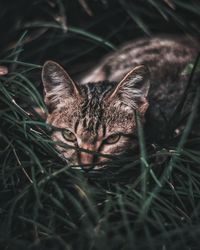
42, 36, 199, 169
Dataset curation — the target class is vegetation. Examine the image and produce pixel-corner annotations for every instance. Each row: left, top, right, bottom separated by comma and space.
0, 1, 200, 249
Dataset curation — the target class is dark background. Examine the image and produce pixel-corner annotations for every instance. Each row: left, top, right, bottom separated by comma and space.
0, 0, 199, 78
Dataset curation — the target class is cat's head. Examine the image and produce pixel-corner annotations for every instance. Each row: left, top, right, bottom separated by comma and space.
42, 61, 150, 169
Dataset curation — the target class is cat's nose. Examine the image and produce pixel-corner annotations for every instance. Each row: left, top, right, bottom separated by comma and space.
79, 152, 94, 166
79, 144, 96, 167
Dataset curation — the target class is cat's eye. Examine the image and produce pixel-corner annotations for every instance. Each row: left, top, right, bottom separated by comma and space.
62, 129, 76, 142
104, 134, 121, 144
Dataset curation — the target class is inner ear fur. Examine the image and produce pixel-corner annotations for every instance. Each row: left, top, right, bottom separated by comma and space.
42, 60, 80, 111
107, 65, 150, 114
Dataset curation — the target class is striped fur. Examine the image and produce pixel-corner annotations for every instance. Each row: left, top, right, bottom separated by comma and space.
42, 36, 199, 169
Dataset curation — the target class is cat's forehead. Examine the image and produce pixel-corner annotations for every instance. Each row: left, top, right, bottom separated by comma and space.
48, 81, 136, 133
81, 81, 115, 97
81, 82, 135, 124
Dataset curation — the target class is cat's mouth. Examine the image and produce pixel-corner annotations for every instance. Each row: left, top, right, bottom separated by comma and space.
70, 164, 107, 171
58, 152, 110, 171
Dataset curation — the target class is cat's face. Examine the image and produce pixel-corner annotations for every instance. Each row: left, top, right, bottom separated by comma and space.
42, 61, 150, 169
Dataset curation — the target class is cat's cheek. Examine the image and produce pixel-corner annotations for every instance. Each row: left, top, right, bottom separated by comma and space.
55, 145, 76, 162
99, 138, 138, 163
100, 139, 131, 156
51, 132, 78, 163
61, 150, 77, 164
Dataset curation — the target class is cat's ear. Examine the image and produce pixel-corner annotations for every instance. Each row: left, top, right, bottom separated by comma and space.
107, 65, 150, 114
42, 60, 80, 111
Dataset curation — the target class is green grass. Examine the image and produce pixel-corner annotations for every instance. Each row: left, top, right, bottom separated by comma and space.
0, 1, 200, 249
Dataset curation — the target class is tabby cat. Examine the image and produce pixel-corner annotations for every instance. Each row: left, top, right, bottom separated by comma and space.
42, 36, 199, 169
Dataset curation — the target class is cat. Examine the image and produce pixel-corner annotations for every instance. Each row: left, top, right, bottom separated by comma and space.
42, 36, 199, 170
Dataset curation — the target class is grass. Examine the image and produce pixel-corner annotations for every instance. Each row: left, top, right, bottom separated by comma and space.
0, 1, 200, 249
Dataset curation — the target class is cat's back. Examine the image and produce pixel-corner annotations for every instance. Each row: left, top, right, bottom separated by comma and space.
81, 35, 199, 83
81, 36, 199, 119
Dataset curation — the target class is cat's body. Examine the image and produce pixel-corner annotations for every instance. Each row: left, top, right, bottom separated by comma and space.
42, 36, 199, 169
81, 36, 199, 118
